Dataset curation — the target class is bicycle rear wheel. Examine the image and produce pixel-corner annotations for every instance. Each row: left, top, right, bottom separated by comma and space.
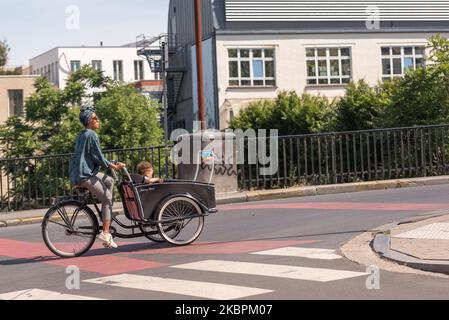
42, 201, 99, 258
157, 196, 204, 246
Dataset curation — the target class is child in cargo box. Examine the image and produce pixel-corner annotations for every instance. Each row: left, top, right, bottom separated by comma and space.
137, 161, 164, 184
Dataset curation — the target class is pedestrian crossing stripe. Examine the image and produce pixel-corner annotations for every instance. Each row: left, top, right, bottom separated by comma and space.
251, 247, 342, 260
0, 289, 103, 300
171, 260, 369, 282
84, 274, 273, 300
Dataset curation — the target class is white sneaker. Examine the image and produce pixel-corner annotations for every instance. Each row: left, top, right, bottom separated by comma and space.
97, 232, 118, 249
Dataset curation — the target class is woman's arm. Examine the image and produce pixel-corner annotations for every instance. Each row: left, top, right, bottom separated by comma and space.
88, 133, 111, 169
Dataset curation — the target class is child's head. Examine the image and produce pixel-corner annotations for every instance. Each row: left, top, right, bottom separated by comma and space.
137, 161, 153, 177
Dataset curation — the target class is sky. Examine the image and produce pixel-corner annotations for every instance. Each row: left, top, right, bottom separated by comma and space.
0, 0, 170, 66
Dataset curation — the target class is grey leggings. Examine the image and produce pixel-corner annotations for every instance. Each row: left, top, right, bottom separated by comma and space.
80, 173, 114, 221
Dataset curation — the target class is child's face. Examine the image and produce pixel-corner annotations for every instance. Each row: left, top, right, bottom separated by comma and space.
144, 168, 153, 178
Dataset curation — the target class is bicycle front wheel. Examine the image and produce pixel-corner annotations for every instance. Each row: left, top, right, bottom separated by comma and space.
157, 196, 204, 246
42, 201, 99, 258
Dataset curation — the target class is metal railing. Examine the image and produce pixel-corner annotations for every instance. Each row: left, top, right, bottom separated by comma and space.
0, 145, 175, 212
3, 124, 449, 212
238, 124, 449, 190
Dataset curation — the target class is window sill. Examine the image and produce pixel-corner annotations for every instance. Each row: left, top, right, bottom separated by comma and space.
226, 86, 278, 90
305, 84, 350, 88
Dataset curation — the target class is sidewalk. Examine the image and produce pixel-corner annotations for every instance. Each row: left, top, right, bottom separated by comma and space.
2, 175, 449, 228
372, 212, 449, 275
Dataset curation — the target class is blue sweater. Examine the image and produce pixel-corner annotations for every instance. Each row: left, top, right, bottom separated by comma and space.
69, 129, 111, 185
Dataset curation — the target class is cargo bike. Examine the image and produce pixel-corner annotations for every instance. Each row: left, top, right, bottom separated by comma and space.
42, 163, 217, 258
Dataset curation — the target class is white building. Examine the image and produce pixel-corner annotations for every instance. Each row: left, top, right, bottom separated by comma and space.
167, 0, 449, 132
29, 45, 159, 90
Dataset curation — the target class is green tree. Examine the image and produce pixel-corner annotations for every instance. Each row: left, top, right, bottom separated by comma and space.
0, 39, 10, 71
0, 65, 164, 209
229, 91, 334, 136
0, 65, 163, 156
332, 79, 393, 131
0, 117, 40, 159
228, 99, 276, 131
274, 91, 334, 135
384, 34, 449, 127
96, 84, 163, 150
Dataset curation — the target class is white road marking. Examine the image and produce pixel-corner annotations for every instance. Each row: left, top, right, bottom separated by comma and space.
0, 289, 103, 300
171, 260, 369, 282
251, 247, 342, 260
84, 274, 272, 300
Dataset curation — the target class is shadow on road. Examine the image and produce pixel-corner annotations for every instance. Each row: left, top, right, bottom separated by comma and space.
0, 241, 175, 266
0, 229, 377, 267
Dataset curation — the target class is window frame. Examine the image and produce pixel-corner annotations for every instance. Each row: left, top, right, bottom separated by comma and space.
91, 60, 102, 72
381, 45, 426, 81
134, 60, 145, 81
70, 60, 81, 73
8, 89, 24, 117
227, 48, 276, 88
113, 60, 124, 81
305, 47, 352, 86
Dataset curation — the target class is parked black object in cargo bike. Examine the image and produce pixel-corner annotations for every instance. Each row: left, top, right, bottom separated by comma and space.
42, 162, 217, 258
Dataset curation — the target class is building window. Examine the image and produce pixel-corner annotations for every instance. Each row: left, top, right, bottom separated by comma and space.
154, 72, 163, 80
381, 46, 426, 81
92, 60, 102, 71
54, 62, 59, 85
306, 47, 352, 85
134, 60, 144, 81
49, 63, 54, 83
113, 60, 124, 81
70, 60, 81, 73
228, 48, 276, 87
8, 90, 24, 117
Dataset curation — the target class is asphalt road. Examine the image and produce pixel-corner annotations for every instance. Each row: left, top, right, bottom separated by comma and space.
1, 184, 449, 300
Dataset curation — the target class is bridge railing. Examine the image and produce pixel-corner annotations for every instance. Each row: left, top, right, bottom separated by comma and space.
3, 124, 449, 212
0, 145, 175, 212
238, 124, 449, 190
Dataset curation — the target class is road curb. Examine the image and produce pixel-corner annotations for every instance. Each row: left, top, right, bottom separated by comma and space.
2, 175, 449, 228
219, 175, 449, 204
371, 219, 449, 276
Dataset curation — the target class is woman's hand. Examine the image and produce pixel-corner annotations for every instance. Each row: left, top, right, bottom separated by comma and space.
109, 162, 126, 171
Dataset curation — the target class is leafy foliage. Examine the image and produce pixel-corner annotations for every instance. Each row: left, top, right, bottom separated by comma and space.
332, 79, 393, 132
384, 34, 449, 127
0, 39, 10, 69
0, 65, 163, 157
229, 91, 334, 135
0, 66, 164, 210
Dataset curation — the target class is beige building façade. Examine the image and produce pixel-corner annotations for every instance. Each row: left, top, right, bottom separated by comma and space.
0, 75, 38, 125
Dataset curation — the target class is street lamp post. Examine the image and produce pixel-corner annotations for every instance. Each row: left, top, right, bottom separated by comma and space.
194, 0, 206, 131
161, 37, 169, 177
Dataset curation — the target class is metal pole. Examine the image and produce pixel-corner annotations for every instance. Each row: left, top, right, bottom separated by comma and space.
194, 0, 206, 131
162, 38, 169, 177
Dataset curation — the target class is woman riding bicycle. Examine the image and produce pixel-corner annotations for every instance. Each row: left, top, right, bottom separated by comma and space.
69, 106, 125, 249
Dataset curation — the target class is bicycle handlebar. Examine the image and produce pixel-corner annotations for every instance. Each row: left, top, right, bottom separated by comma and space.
109, 160, 132, 183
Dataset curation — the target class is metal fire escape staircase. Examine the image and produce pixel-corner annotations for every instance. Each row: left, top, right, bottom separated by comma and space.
136, 34, 186, 117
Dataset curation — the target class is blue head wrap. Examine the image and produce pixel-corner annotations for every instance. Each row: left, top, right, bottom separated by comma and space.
79, 107, 96, 126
